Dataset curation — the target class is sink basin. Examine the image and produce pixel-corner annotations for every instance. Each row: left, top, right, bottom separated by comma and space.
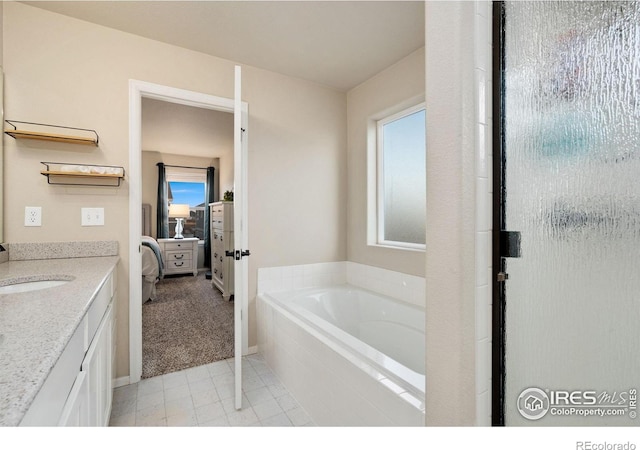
0, 278, 71, 294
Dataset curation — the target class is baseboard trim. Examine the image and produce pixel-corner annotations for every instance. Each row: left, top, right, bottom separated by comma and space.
114, 376, 131, 388
247, 345, 258, 355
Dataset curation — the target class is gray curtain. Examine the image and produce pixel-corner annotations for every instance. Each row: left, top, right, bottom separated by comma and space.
204, 166, 215, 267
156, 163, 169, 238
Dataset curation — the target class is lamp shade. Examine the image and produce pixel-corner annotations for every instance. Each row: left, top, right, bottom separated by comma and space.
168, 203, 190, 218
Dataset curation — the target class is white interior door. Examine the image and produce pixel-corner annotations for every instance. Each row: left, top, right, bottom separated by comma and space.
233, 65, 249, 410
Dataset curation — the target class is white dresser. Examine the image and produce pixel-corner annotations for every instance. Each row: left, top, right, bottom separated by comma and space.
210, 201, 234, 300
157, 238, 199, 277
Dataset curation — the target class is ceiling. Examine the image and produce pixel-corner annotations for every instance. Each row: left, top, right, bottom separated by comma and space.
23, 1, 425, 91
142, 98, 233, 158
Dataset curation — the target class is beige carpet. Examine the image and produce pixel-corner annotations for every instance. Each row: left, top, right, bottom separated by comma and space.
142, 271, 234, 379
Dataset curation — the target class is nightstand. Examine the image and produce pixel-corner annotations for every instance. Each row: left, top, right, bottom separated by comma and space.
157, 237, 199, 277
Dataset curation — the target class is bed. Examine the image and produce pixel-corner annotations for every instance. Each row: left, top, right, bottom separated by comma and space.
141, 235, 163, 303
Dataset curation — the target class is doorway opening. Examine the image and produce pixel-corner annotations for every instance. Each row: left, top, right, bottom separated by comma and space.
140, 99, 234, 379
128, 80, 248, 386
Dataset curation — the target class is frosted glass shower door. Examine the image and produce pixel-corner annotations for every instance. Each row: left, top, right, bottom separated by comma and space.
501, 1, 640, 426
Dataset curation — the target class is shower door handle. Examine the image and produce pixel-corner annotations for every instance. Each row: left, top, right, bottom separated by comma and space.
497, 231, 520, 283
499, 231, 521, 258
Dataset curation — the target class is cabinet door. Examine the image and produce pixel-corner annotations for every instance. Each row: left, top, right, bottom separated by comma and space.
58, 371, 89, 426
100, 304, 114, 425
82, 303, 113, 426
110, 293, 117, 416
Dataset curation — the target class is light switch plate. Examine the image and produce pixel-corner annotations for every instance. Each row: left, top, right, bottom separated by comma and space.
81, 208, 105, 226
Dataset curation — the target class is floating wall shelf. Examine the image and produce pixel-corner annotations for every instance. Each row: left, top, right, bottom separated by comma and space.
5, 120, 99, 146
41, 162, 125, 187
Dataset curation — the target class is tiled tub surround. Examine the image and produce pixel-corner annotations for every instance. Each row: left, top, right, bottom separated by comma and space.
0, 242, 119, 426
257, 262, 425, 426
258, 262, 425, 308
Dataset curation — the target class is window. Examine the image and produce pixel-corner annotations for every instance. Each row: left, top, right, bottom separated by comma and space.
371, 103, 426, 249
166, 168, 207, 240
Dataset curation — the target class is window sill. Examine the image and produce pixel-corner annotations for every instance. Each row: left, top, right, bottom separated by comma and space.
368, 242, 426, 253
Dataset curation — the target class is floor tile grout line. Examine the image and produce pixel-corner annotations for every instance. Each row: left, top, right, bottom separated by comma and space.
111, 355, 313, 427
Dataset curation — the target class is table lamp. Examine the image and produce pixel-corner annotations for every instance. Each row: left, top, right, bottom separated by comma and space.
168, 203, 190, 239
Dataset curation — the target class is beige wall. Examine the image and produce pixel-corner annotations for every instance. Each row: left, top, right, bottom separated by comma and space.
142, 97, 234, 201
346, 48, 425, 278
3, 2, 347, 379
0, 1, 3, 65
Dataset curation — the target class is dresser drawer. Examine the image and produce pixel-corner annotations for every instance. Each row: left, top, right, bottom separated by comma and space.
213, 266, 224, 282
166, 250, 192, 262
213, 259, 222, 276
213, 232, 226, 245
164, 241, 193, 251
212, 246, 225, 261
209, 203, 234, 230
166, 259, 192, 271
211, 217, 224, 229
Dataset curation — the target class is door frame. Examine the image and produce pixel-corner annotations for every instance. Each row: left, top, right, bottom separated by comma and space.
491, 0, 506, 426
128, 79, 248, 384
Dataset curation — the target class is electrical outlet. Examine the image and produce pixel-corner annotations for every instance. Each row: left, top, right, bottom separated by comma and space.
81, 207, 105, 226
25, 207, 42, 227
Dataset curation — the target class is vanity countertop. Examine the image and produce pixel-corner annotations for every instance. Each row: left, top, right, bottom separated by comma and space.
0, 256, 119, 426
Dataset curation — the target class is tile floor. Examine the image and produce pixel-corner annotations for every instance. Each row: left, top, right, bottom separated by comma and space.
109, 354, 314, 427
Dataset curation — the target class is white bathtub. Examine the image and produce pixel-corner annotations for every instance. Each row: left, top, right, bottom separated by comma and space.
257, 284, 425, 426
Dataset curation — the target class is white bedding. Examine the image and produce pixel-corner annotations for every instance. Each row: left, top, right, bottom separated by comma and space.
141, 236, 163, 303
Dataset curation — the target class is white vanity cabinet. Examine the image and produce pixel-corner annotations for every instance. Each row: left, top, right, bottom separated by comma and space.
59, 304, 114, 426
20, 269, 117, 427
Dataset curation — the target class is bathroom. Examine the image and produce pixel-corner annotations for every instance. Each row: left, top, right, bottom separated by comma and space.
0, 0, 433, 429
0, 0, 638, 444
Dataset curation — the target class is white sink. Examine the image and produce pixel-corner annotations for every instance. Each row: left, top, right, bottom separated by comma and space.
0, 279, 70, 294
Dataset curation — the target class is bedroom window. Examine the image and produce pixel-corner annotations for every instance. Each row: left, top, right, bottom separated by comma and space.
167, 178, 206, 240
369, 102, 426, 250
